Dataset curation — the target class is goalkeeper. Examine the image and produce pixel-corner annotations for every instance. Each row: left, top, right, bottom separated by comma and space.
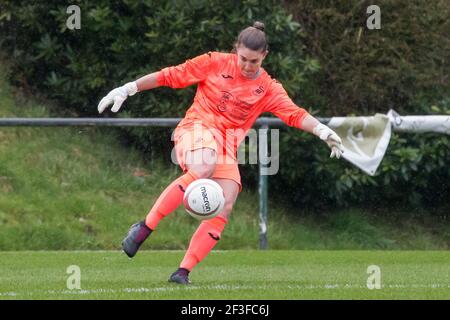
98, 21, 343, 285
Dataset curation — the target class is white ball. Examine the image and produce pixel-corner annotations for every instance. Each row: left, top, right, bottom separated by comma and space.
183, 179, 225, 220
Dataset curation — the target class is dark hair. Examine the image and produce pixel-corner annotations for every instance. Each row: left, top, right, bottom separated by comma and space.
234, 21, 268, 52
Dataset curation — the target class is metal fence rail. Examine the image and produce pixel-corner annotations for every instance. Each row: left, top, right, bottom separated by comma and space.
0, 118, 183, 127
0, 117, 329, 127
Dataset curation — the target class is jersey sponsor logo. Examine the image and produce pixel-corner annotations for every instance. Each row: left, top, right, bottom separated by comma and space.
216, 91, 256, 120
217, 91, 233, 112
252, 85, 265, 96
221, 74, 233, 79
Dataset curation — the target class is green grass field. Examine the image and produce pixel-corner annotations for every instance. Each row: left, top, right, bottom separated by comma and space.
0, 250, 449, 300
1, 59, 449, 303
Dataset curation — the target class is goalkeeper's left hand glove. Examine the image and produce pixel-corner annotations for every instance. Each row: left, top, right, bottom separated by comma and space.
313, 123, 344, 159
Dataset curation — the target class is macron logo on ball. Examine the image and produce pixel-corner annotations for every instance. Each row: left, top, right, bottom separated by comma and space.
200, 186, 211, 212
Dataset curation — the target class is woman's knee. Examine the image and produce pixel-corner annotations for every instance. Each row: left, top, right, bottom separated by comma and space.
186, 148, 217, 178
190, 164, 216, 179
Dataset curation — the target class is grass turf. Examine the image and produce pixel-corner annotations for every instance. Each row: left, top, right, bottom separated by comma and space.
0, 250, 448, 300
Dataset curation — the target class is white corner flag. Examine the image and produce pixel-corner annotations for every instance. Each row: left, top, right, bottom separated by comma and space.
326, 110, 449, 175
327, 113, 392, 176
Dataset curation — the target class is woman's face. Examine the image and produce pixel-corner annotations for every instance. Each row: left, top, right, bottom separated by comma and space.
236, 45, 268, 79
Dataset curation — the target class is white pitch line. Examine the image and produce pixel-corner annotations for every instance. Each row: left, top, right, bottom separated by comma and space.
1, 283, 449, 297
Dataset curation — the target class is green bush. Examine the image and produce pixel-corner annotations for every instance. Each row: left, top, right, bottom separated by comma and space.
0, 0, 316, 156
282, 0, 450, 116
0, 0, 313, 114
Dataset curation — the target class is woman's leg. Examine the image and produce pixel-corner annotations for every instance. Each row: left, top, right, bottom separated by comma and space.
145, 148, 217, 230
122, 147, 217, 257
169, 178, 240, 284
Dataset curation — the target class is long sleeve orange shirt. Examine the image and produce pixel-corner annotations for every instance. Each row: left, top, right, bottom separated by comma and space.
157, 51, 309, 149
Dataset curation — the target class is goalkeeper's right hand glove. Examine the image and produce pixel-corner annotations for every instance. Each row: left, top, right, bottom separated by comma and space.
97, 81, 138, 114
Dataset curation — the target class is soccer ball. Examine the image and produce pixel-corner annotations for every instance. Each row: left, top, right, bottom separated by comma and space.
183, 179, 225, 220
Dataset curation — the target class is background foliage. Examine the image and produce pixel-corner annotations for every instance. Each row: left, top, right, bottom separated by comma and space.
0, 0, 449, 210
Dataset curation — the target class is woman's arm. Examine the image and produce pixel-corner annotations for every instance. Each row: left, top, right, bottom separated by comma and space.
298, 114, 320, 134
262, 82, 343, 159
97, 71, 161, 114
135, 71, 162, 92
98, 52, 215, 114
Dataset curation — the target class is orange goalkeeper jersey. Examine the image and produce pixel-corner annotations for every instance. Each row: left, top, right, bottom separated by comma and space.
157, 51, 309, 149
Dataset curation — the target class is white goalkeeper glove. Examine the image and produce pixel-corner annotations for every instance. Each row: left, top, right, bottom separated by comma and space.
97, 81, 138, 114
313, 123, 344, 159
